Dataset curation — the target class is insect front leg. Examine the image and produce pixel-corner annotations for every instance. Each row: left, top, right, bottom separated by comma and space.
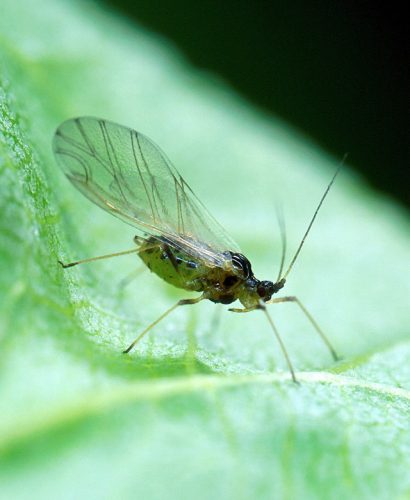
266, 296, 340, 361
229, 302, 298, 383
123, 295, 204, 354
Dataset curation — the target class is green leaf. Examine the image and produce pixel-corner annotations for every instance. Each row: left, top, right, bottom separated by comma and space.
0, 1, 409, 499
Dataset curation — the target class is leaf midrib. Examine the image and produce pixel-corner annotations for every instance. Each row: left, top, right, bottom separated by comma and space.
0, 371, 408, 456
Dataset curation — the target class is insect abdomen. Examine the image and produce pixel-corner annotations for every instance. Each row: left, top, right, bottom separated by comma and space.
138, 238, 206, 292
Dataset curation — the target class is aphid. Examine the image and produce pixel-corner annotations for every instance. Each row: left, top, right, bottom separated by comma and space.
53, 117, 341, 382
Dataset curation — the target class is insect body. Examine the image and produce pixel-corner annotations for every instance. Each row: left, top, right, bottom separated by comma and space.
53, 117, 340, 382
139, 235, 279, 306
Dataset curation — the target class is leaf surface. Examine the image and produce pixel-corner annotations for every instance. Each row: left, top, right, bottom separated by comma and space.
0, 1, 409, 499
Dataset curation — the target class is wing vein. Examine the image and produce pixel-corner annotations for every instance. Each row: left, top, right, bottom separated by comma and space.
130, 130, 156, 222
53, 117, 240, 268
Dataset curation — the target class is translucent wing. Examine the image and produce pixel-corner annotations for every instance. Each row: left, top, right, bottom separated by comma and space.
52, 117, 240, 266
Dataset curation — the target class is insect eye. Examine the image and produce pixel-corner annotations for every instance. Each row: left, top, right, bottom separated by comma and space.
257, 281, 274, 300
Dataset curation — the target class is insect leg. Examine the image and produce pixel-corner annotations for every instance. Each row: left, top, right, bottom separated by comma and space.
230, 303, 297, 382
208, 305, 223, 335
262, 305, 298, 383
122, 295, 204, 354
58, 248, 140, 268
228, 305, 259, 313
267, 296, 340, 361
118, 266, 146, 290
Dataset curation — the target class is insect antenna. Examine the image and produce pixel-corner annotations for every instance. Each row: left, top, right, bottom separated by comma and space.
274, 202, 287, 283
280, 157, 346, 282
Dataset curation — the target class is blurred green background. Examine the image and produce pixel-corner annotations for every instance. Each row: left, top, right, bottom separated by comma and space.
107, 0, 409, 207
0, 1, 409, 499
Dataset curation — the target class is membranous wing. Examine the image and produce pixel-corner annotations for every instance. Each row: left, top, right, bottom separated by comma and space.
53, 117, 240, 266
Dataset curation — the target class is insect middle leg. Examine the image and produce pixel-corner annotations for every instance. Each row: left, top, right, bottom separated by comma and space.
123, 296, 204, 354
267, 296, 340, 361
118, 266, 145, 290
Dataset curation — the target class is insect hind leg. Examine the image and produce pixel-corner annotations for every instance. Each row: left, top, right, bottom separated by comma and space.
58, 236, 144, 269
123, 295, 204, 354
58, 247, 140, 268
267, 296, 340, 361
133, 235, 144, 245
